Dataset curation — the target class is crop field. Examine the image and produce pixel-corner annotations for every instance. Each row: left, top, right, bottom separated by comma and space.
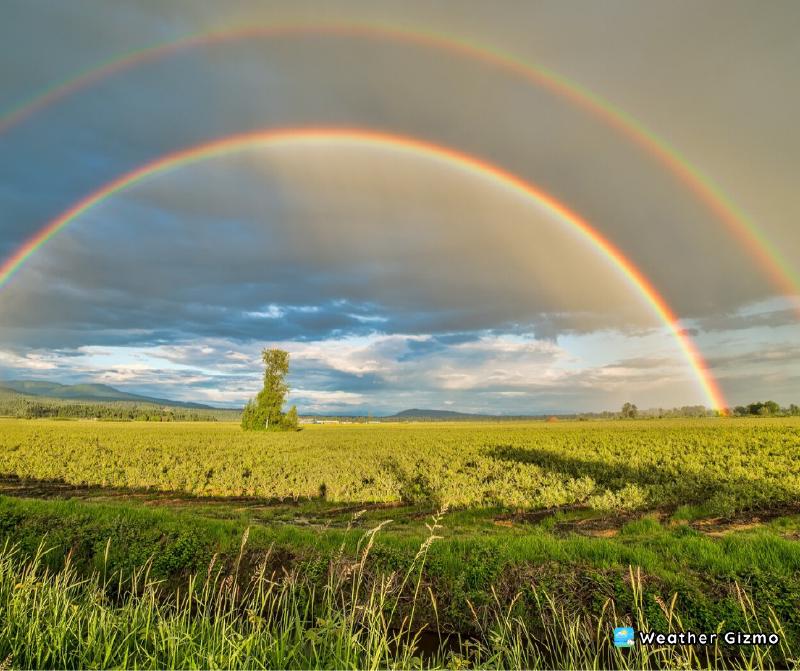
1, 418, 800, 668
1, 418, 799, 514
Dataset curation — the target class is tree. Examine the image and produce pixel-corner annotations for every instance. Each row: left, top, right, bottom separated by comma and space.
241, 348, 299, 431
282, 405, 299, 430
745, 400, 780, 416
621, 402, 638, 419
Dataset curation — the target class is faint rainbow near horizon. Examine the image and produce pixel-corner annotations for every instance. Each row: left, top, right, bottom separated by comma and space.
0, 127, 730, 411
0, 20, 797, 314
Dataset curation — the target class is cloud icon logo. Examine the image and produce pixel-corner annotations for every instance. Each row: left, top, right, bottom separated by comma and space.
614, 627, 635, 647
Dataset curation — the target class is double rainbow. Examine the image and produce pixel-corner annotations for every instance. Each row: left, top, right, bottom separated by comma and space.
1, 20, 796, 308
0, 128, 729, 411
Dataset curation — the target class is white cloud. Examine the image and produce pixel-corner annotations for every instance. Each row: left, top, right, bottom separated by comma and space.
0, 349, 59, 371
245, 305, 286, 319
290, 389, 365, 404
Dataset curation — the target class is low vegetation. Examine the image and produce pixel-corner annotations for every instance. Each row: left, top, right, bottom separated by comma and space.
1, 417, 799, 668
0, 388, 238, 422
1, 418, 799, 516
0, 502, 797, 669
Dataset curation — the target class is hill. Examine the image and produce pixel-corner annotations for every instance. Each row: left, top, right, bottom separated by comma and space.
0, 380, 212, 409
388, 408, 498, 420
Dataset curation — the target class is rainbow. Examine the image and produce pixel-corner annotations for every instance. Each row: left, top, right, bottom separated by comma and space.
1, 21, 797, 311
0, 127, 729, 412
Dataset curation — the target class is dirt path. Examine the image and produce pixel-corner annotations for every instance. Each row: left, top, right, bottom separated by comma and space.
2, 474, 798, 537
494, 502, 800, 538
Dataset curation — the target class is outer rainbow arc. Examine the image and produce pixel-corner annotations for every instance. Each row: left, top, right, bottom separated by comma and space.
0, 21, 797, 310
0, 127, 729, 412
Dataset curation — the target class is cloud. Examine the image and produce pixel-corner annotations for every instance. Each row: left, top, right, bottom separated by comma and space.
0, 328, 705, 413
3, 3, 794, 319
290, 389, 365, 407
0, 349, 60, 371
1, 147, 669, 350
696, 307, 799, 333
707, 344, 800, 371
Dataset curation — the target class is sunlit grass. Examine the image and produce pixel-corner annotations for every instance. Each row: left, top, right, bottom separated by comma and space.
1, 418, 799, 514
0, 519, 796, 670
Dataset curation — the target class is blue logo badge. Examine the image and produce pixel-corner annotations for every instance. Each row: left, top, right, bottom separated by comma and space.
614, 627, 635, 647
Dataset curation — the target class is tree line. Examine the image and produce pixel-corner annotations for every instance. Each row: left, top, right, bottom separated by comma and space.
615, 400, 800, 419
731, 401, 800, 417
0, 393, 235, 422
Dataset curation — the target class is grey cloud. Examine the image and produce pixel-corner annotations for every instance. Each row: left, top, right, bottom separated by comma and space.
3, 2, 793, 320
707, 344, 800, 371
696, 309, 799, 333
603, 356, 676, 370
2, 149, 663, 349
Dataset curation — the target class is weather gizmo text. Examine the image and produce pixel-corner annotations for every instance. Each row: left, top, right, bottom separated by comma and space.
637, 631, 780, 646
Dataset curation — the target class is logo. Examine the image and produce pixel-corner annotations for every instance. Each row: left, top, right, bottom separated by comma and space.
614, 627, 635, 647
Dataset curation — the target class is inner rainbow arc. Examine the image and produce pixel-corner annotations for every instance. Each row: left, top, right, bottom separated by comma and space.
0, 20, 796, 310
0, 127, 729, 412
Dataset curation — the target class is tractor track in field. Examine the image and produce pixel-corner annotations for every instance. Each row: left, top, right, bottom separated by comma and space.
0, 474, 405, 527
2, 474, 799, 538
494, 502, 800, 538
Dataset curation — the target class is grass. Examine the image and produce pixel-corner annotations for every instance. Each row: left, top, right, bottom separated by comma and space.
1, 493, 800, 665
2, 418, 799, 514
2, 418, 799, 667
0, 523, 796, 669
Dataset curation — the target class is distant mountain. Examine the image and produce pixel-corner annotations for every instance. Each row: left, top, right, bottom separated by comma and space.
0, 380, 212, 409
383, 408, 560, 421
388, 408, 492, 420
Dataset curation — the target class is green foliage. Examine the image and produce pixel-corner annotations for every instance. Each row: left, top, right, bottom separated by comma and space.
241, 348, 297, 432
2, 417, 800, 512
2, 489, 800, 665
3, 416, 800, 666
282, 405, 299, 430
731, 400, 799, 417
588, 483, 648, 511
0, 525, 795, 669
240, 399, 268, 431
0, 388, 235, 422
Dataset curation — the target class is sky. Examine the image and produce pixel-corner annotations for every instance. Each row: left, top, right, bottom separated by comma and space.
0, 0, 798, 414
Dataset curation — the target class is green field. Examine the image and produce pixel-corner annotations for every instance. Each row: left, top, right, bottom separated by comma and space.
3, 418, 800, 513
1, 418, 799, 668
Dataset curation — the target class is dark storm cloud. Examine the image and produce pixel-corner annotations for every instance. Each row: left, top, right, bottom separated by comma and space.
1, 148, 659, 351
288, 363, 389, 394
3, 1, 796, 318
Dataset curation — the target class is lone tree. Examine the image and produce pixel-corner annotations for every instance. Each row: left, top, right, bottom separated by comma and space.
621, 402, 638, 419
241, 348, 299, 431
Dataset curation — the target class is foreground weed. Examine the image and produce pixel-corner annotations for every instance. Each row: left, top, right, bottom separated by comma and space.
0, 518, 796, 670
